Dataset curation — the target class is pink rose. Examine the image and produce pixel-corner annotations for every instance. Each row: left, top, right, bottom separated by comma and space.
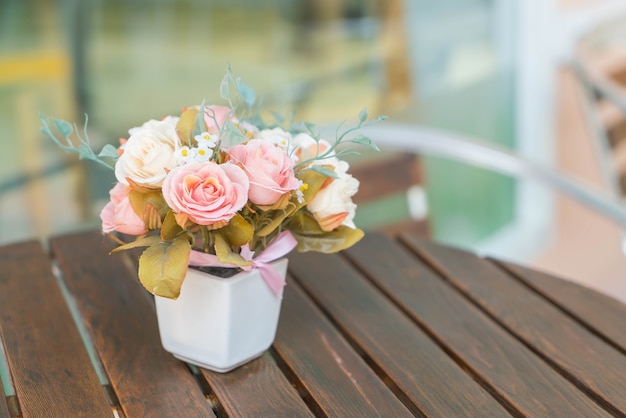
204, 105, 232, 133
228, 139, 300, 206
100, 183, 148, 235
162, 161, 249, 227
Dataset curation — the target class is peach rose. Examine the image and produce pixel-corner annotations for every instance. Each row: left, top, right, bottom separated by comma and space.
291, 133, 333, 163
162, 161, 249, 228
228, 139, 300, 206
115, 117, 180, 188
100, 183, 148, 235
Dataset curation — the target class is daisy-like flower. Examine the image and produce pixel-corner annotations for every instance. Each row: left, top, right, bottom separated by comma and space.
240, 121, 260, 139
295, 179, 307, 204
177, 146, 196, 164
195, 144, 213, 162
195, 131, 219, 148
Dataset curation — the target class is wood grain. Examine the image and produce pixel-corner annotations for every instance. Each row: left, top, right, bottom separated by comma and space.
273, 279, 413, 417
199, 352, 314, 418
497, 260, 626, 353
0, 341, 11, 418
288, 251, 509, 417
402, 234, 626, 416
0, 241, 112, 417
345, 233, 610, 417
50, 231, 215, 418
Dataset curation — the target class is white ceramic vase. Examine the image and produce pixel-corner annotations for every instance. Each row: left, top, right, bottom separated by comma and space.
154, 258, 287, 373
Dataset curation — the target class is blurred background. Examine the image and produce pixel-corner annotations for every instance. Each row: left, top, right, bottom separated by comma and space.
3, 0, 626, 301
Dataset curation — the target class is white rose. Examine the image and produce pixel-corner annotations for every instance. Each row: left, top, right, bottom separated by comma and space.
257, 127, 293, 150
307, 159, 359, 231
115, 118, 181, 188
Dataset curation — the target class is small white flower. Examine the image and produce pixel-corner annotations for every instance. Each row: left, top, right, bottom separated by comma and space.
177, 146, 197, 164
240, 121, 260, 139
194, 144, 213, 162
295, 179, 307, 204
195, 131, 218, 148
257, 127, 292, 150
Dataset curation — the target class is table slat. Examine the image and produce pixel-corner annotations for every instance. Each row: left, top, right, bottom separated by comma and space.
50, 232, 215, 418
0, 360, 10, 418
288, 251, 509, 417
403, 234, 626, 416
498, 260, 626, 353
345, 233, 610, 417
273, 280, 413, 417
0, 241, 112, 417
200, 352, 314, 418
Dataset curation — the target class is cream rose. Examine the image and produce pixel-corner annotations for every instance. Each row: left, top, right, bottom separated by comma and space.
128, 116, 179, 136
307, 159, 359, 231
228, 139, 300, 206
162, 161, 249, 228
115, 117, 180, 188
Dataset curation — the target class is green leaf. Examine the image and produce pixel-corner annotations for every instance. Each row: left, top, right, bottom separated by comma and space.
176, 107, 199, 145
304, 122, 320, 140
161, 211, 184, 241
98, 144, 119, 159
271, 111, 285, 124
110, 234, 161, 253
77, 144, 94, 159
220, 72, 232, 102
138, 238, 191, 299
222, 121, 248, 146
349, 134, 380, 151
358, 108, 368, 123
219, 213, 254, 246
128, 189, 169, 229
194, 103, 206, 137
54, 118, 73, 137
289, 212, 325, 236
293, 226, 364, 253
237, 81, 256, 108
256, 210, 289, 237
295, 169, 330, 208
214, 233, 252, 267
309, 165, 338, 179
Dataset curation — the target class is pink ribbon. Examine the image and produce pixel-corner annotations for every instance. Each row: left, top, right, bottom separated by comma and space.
188, 231, 297, 296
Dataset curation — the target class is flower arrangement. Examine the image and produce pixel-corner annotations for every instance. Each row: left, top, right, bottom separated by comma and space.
41, 67, 384, 299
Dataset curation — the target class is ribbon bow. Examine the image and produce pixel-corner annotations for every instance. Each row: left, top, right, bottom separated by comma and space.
188, 231, 297, 297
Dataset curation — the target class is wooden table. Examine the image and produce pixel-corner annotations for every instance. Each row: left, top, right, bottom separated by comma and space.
1, 230, 626, 417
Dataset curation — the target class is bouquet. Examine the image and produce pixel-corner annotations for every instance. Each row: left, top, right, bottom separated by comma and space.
41, 67, 384, 299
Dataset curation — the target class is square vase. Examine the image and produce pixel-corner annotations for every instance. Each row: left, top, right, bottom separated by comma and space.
154, 258, 288, 373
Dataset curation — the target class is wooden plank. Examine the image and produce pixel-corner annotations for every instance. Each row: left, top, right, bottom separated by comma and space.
402, 234, 626, 416
50, 232, 215, 418
345, 233, 610, 417
0, 241, 112, 417
0, 338, 11, 418
287, 251, 509, 417
498, 260, 626, 353
199, 352, 314, 418
273, 280, 413, 417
